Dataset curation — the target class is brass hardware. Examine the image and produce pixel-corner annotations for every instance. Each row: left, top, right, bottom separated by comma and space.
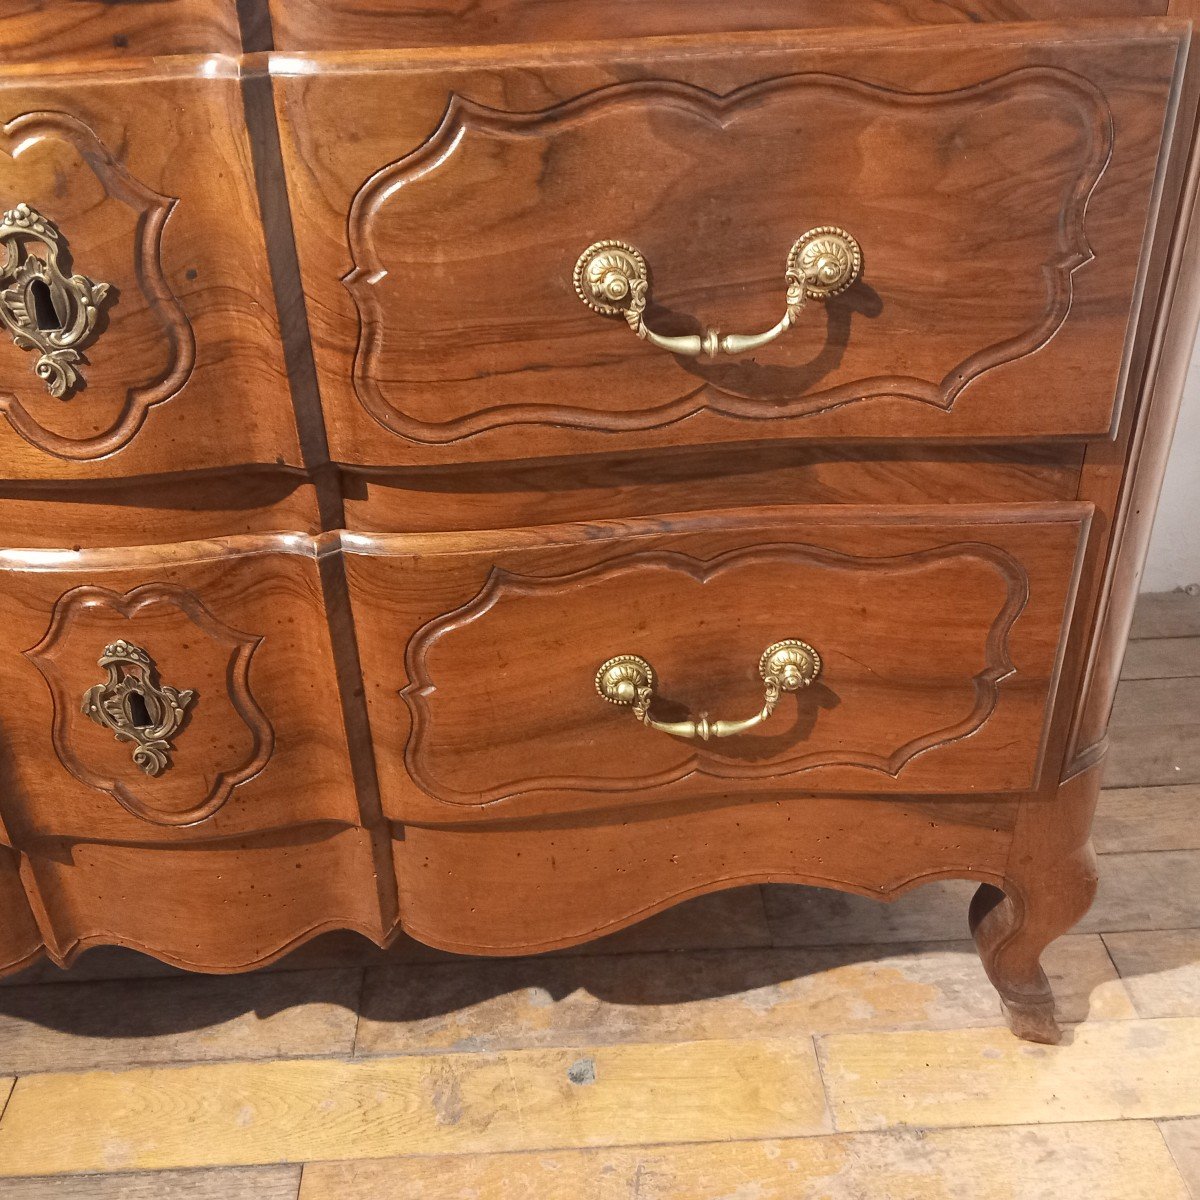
82, 640, 194, 776
0, 203, 111, 397
573, 227, 861, 358
596, 639, 821, 741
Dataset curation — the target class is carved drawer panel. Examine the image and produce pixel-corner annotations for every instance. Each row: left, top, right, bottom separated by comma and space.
0, 536, 362, 844
0, 58, 299, 480
274, 22, 1184, 465
346, 503, 1091, 824
19, 827, 392, 972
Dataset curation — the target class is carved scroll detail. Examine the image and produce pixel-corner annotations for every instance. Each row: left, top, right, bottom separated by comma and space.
0, 203, 111, 397
345, 69, 1112, 443
0, 111, 196, 460
25, 584, 272, 826
401, 542, 1029, 806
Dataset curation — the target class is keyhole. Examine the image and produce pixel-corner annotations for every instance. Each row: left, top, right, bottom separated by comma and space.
126, 690, 153, 729
28, 278, 63, 332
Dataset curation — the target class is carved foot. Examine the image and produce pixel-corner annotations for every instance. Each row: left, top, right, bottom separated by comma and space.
970, 859, 1096, 1045
1000, 995, 1062, 1045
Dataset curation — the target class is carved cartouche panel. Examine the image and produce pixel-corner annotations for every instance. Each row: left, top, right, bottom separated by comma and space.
343, 67, 1118, 444
400, 539, 1059, 808
25, 584, 272, 826
0, 111, 194, 460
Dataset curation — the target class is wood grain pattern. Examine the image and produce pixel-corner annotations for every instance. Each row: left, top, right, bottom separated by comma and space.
0, 1038, 830, 1174
0, 60, 300, 479
343, 443, 1084, 533
269, 0, 1173, 52
0, 1, 240, 65
21, 826, 392, 972
274, 25, 1184, 464
0, 847, 41, 976
0, 471, 321, 549
1093, 784, 1200, 852
295, 1122, 1190, 1200
819, 1017, 1200, 1131
391, 795, 1017, 954
0, 1167, 302, 1200
0, 967, 362, 1073
0, 538, 362, 844
348, 505, 1089, 821
353, 934, 1132, 1055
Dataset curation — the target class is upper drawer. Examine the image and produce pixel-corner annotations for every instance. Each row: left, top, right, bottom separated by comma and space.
0, 59, 300, 480
346, 503, 1091, 824
0, 1, 240, 65
273, 22, 1187, 466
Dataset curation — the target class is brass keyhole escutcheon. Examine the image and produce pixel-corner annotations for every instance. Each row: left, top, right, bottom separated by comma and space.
0, 203, 112, 396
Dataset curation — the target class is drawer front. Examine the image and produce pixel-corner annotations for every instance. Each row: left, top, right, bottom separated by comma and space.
0, 1, 240, 65
269, 0, 1174, 52
275, 23, 1185, 465
0, 537, 361, 843
0, 60, 299, 479
347, 504, 1091, 823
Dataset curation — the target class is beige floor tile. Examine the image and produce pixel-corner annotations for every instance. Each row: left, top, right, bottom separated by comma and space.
0, 1167, 300, 1199
0, 1038, 828, 1176
1104, 930, 1200, 1018
1129, 593, 1200, 640
0, 969, 362, 1075
763, 879, 976, 947
355, 935, 1131, 1057
299, 1121, 1189, 1200
1121, 638, 1200, 680
819, 1017, 1200, 1132
1107, 678, 1200, 787
1080, 851, 1200, 933
1093, 787, 1200, 853
1160, 1118, 1200, 1200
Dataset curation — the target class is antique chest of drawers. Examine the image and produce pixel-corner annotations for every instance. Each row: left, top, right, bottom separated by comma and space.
0, 0, 1197, 1044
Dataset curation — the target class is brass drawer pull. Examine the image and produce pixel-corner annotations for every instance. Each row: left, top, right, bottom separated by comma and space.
82, 640, 195, 776
596, 639, 821, 742
574, 227, 861, 358
0, 203, 111, 397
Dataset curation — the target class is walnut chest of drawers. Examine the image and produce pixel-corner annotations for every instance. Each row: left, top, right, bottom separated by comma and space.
0, 0, 1196, 1044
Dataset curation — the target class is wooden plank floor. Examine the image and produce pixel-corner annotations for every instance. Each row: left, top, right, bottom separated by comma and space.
0, 593, 1198, 1198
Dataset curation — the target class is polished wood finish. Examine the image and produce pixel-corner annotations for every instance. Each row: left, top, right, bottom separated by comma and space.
347, 505, 1090, 822
0, 1, 1194, 1046
268, 0, 1173, 51
0, 537, 363, 845
0, 1, 240, 65
0, 58, 300, 480
275, 25, 1184, 464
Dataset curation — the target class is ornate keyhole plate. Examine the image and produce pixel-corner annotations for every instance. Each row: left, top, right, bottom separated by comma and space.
0, 203, 111, 397
81, 639, 195, 777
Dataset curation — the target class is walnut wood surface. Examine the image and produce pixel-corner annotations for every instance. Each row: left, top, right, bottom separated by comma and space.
0, 1, 240, 65
0, 59, 300, 479
393, 794, 1018, 956
268, 0, 1172, 52
343, 444, 1084, 533
21, 827, 393, 972
0, 537, 364, 845
347, 505, 1090, 822
0, 6, 1193, 1043
0, 471, 320, 548
274, 24, 1184, 464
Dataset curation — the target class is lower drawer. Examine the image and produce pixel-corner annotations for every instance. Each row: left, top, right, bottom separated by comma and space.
0, 536, 361, 844
347, 503, 1091, 822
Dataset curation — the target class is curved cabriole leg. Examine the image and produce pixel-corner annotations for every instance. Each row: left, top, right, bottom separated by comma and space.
970, 765, 1103, 1044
